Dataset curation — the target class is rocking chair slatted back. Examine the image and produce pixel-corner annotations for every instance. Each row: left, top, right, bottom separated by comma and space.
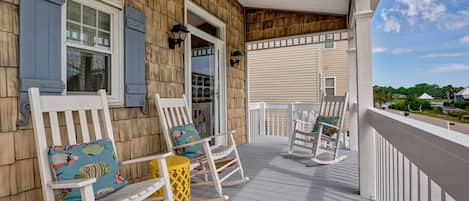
29, 88, 117, 201
318, 92, 349, 132
155, 94, 193, 152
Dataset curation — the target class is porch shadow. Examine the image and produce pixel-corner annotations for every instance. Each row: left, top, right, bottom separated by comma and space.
191, 136, 370, 201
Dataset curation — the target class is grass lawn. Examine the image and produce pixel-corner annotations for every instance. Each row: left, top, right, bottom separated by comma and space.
412, 110, 469, 124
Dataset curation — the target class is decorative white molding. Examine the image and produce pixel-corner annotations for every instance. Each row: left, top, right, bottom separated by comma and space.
354, 10, 374, 19
247, 30, 348, 51
99, 0, 124, 9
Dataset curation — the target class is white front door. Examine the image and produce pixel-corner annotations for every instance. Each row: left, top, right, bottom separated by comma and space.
184, 0, 227, 145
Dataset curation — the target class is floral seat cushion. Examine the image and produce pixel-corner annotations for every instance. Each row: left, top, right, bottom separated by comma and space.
48, 139, 127, 201
312, 116, 339, 137
171, 124, 204, 159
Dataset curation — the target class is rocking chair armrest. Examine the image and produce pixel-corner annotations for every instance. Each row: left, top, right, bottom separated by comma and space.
173, 137, 212, 149
318, 122, 340, 129
49, 178, 97, 189
120, 152, 173, 165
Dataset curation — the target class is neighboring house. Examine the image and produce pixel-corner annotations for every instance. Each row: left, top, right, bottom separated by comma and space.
247, 31, 349, 103
455, 87, 469, 101
418, 93, 434, 101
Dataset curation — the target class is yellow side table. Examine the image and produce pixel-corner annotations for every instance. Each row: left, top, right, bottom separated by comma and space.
149, 155, 191, 201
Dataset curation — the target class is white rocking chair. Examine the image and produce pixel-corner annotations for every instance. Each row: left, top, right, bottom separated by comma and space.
287, 92, 349, 165
155, 94, 249, 200
29, 88, 174, 201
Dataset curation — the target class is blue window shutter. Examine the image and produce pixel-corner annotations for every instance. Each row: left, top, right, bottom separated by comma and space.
124, 6, 147, 108
17, 0, 65, 126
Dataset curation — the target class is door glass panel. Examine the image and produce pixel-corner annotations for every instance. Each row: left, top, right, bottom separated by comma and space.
190, 35, 217, 140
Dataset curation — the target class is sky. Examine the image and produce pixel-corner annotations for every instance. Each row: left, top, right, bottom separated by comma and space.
372, 0, 469, 88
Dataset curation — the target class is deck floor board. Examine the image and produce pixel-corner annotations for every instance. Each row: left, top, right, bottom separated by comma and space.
191, 136, 370, 201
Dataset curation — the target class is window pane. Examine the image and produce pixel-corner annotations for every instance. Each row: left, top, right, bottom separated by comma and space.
325, 88, 335, 96
97, 31, 110, 48
66, 22, 81, 42
67, 47, 110, 93
325, 78, 335, 87
83, 5, 97, 27
82, 27, 97, 46
98, 11, 111, 31
67, 0, 81, 23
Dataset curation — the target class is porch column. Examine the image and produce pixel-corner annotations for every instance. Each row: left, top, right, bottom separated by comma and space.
347, 45, 358, 151
354, 0, 376, 199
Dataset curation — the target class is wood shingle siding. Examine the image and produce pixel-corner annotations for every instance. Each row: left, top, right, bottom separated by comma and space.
246, 9, 347, 42
0, 0, 246, 199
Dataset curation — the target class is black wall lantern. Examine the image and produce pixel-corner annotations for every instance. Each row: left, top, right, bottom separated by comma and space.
230, 50, 243, 66
168, 24, 189, 49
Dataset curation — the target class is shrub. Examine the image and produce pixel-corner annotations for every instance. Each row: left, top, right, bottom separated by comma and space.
447, 111, 469, 120
432, 107, 443, 113
390, 96, 431, 111
453, 101, 469, 109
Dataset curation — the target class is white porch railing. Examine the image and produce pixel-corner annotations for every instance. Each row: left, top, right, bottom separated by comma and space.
368, 108, 469, 201
248, 102, 351, 148
248, 102, 320, 137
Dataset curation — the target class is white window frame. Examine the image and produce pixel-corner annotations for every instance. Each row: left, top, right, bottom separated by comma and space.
61, 0, 124, 106
324, 76, 336, 96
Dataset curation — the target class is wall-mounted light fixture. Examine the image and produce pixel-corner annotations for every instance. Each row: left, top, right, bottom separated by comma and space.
168, 24, 189, 49
230, 50, 243, 66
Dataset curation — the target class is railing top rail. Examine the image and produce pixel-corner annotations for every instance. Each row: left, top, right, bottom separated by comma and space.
249, 102, 320, 110
368, 107, 469, 200
368, 108, 469, 148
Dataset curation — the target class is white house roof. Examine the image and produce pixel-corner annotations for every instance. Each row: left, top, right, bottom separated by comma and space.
238, 0, 350, 15
456, 87, 469, 96
418, 93, 434, 100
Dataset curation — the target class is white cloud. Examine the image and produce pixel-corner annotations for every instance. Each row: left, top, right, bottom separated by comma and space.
442, 8, 469, 30
381, 1, 469, 31
381, 10, 401, 33
390, 48, 413, 54
373, 47, 413, 54
460, 35, 469, 44
422, 52, 469, 58
396, 0, 446, 21
429, 64, 469, 73
372, 47, 387, 53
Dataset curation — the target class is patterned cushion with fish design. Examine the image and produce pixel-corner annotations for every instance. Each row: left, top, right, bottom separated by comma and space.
171, 123, 204, 159
312, 116, 340, 137
48, 139, 127, 201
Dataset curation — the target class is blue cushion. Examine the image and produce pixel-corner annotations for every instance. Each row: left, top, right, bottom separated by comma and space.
312, 116, 339, 137
48, 139, 127, 201
171, 124, 204, 159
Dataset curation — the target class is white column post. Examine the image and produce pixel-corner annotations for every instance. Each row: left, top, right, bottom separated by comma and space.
260, 102, 266, 136
354, 0, 376, 199
348, 33, 358, 151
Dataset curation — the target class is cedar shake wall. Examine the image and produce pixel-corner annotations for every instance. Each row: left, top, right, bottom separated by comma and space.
246, 9, 347, 42
0, 0, 246, 200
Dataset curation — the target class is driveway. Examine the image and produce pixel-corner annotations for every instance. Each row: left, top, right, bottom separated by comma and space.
387, 109, 469, 135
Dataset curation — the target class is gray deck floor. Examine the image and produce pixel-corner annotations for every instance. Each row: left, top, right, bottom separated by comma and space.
192, 136, 370, 201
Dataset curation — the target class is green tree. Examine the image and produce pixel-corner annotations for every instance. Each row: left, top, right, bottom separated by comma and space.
373, 86, 393, 105
442, 85, 455, 103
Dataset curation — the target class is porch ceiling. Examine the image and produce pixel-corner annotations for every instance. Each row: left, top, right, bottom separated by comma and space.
238, 0, 351, 15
